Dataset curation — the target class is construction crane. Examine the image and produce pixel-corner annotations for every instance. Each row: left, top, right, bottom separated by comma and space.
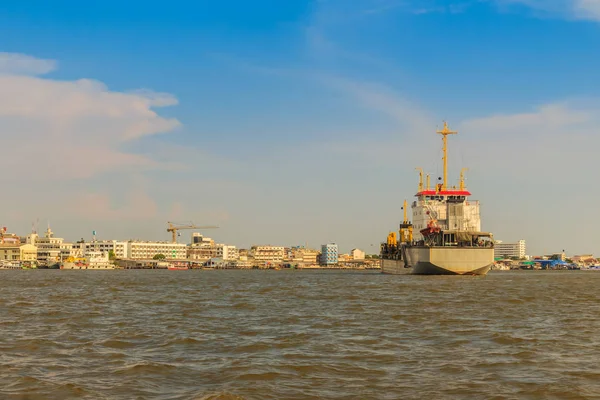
167, 221, 219, 243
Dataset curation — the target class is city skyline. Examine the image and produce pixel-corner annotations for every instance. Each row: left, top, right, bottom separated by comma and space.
1, 0, 599, 255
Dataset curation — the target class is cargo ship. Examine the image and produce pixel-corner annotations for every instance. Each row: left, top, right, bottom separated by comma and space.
380, 122, 495, 275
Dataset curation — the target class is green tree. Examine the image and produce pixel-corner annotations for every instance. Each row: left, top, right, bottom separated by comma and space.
108, 250, 116, 260
153, 254, 166, 260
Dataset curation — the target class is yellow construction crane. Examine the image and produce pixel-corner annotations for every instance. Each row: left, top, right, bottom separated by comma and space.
167, 221, 219, 243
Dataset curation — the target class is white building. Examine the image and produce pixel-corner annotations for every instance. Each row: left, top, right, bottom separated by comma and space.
29, 227, 75, 265
251, 246, 285, 264
192, 233, 214, 246
351, 248, 365, 260
494, 240, 526, 259
74, 240, 128, 259
126, 241, 187, 260
216, 244, 238, 261
188, 234, 218, 261
301, 249, 319, 265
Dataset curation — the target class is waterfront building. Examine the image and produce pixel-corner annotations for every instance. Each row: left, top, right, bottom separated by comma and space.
338, 253, 351, 263
236, 254, 252, 268
188, 234, 218, 261
192, 232, 214, 246
0, 243, 38, 262
286, 246, 320, 266
72, 240, 128, 259
494, 239, 526, 259
250, 246, 285, 265
0, 243, 20, 261
19, 244, 38, 261
188, 246, 218, 261
320, 243, 338, 265
550, 252, 566, 262
1, 231, 20, 246
572, 254, 595, 265
29, 227, 76, 265
126, 241, 187, 259
216, 244, 238, 261
301, 249, 319, 265
351, 248, 365, 260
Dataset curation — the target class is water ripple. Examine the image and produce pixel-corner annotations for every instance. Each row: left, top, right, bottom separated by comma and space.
1, 270, 600, 399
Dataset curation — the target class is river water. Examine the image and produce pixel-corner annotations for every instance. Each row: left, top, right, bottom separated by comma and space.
1, 270, 599, 400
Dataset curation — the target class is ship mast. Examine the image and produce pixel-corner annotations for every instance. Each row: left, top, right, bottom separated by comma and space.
415, 168, 424, 192
436, 121, 457, 191
399, 199, 413, 243
460, 168, 468, 191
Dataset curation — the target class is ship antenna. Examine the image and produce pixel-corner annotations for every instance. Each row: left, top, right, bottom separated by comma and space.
436, 121, 458, 191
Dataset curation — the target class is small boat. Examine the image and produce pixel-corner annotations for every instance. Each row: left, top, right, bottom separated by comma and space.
168, 265, 189, 270
0, 261, 22, 269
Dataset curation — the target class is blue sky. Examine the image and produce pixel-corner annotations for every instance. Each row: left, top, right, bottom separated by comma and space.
1, 0, 599, 256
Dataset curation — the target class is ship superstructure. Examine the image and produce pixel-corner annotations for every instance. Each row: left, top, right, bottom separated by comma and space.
380, 122, 495, 275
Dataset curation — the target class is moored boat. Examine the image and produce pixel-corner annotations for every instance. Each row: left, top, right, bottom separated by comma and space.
60, 251, 114, 269
380, 122, 495, 275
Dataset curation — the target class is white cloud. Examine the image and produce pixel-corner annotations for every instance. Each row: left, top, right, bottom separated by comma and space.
0, 61, 181, 181
574, 0, 600, 19
325, 77, 432, 129
456, 99, 600, 254
461, 101, 595, 136
494, 0, 600, 21
310, 0, 600, 23
0, 52, 182, 230
0, 52, 57, 75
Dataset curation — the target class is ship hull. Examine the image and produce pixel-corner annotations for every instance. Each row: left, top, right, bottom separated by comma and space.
382, 247, 493, 275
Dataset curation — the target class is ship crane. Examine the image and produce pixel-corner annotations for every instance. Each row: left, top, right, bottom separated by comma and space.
167, 221, 219, 243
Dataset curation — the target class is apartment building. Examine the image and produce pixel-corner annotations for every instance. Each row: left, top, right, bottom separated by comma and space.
251, 245, 285, 264
126, 241, 187, 259
320, 243, 338, 265
216, 244, 238, 261
74, 240, 128, 259
494, 240, 526, 259
351, 248, 365, 260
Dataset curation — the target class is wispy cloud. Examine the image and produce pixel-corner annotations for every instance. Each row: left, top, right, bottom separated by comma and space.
455, 98, 600, 253
574, 0, 600, 20
323, 77, 432, 129
0, 58, 181, 181
493, 0, 600, 21
346, 0, 600, 21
